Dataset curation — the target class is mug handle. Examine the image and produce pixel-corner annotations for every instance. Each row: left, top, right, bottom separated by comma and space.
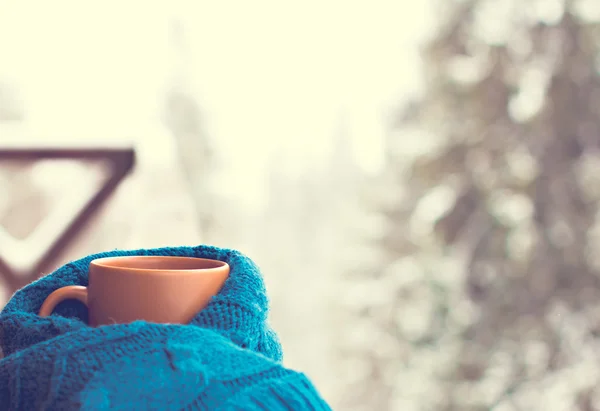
39, 286, 89, 317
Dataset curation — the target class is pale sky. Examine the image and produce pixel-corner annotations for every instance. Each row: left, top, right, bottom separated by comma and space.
0, 0, 432, 210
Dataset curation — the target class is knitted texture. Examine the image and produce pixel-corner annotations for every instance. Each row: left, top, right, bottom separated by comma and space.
0, 245, 331, 410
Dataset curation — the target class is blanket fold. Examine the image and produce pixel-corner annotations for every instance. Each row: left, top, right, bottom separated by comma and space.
0, 245, 331, 411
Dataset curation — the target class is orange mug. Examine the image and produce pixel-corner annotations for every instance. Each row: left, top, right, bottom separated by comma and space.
38, 256, 230, 326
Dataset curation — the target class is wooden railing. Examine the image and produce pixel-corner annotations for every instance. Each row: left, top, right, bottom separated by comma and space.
0, 144, 135, 294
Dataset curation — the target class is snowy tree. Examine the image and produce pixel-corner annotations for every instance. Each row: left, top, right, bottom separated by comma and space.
163, 19, 217, 243
349, 1, 600, 409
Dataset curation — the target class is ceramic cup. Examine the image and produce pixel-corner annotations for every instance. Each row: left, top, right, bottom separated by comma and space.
38, 256, 230, 326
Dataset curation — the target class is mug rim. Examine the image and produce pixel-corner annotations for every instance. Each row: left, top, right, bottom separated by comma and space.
89, 255, 229, 274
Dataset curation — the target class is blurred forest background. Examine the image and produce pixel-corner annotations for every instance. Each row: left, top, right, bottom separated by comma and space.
2, 0, 600, 409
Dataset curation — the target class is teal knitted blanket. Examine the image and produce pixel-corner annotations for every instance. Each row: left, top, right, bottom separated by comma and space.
0, 245, 331, 410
